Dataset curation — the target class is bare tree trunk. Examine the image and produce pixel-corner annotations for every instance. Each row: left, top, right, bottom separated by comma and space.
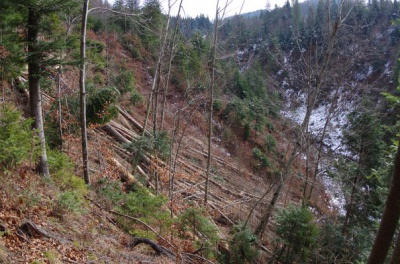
142, 6, 171, 136
28, 7, 50, 177
254, 179, 283, 238
160, 0, 183, 130
368, 141, 400, 264
307, 86, 340, 200
56, 71, 63, 151
80, 0, 90, 185
204, 0, 221, 205
253, 148, 299, 238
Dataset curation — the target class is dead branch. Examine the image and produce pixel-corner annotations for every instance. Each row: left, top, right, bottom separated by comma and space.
181, 252, 217, 264
85, 196, 117, 226
209, 201, 235, 226
131, 237, 175, 259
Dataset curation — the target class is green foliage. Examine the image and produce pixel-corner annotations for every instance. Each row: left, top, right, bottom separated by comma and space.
310, 220, 346, 262
47, 149, 87, 217
55, 190, 85, 215
94, 178, 124, 209
172, 35, 209, 92
86, 86, 119, 125
0, 104, 38, 170
130, 91, 143, 106
222, 96, 276, 142
336, 106, 385, 229
213, 99, 223, 112
264, 134, 276, 152
178, 206, 220, 258
0, 9, 25, 80
252, 148, 271, 169
87, 39, 105, 54
117, 187, 172, 237
120, 188, 168, 222
273, 204, 318, 263
120, 34, 144, 60
115, 70, 135, 94
139, 0, 163, 55
125, 131, 170, 168
229, 223, 259, 264
112, 69, 143, 105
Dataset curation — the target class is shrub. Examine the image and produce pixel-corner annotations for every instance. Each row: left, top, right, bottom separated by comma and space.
273, 204, 318, 263
117, 187, 172, 237
178, 207, 220, 258
229, 223, 259, 264
48, 150, 87, 193
48, 150, 87, 218
0, 104, 38, 170
264, 134, 276, 152
125, 131, 170, 168
53, 190, 85, 219
115, 70, 135, 94
252, 148, 271, 169
86, 86, 119, 125
130, 90, 143, 106
93, 178, 124, 209
213, 99, 223, 112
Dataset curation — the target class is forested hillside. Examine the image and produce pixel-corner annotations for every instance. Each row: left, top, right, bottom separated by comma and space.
1, 0, 400, 263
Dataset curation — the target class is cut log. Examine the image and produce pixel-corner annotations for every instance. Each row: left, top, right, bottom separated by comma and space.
117, 107, 151, 137
107, 157, 142, 187
102, 124, 130, 144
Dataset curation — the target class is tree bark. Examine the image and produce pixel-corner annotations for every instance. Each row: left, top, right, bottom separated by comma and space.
80, 0, 90, 185
131, 237, 175, 259
368, 141, 400, 264
254, 180, 283, 238
28, 7, 50, 177
390, 230, 400, 264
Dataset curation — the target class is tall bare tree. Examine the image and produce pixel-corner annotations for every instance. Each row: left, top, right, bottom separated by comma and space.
80, 0, 90, 185
204, 0, 232, 204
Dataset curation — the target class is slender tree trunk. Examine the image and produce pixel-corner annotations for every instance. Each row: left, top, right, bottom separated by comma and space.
160, 0, 183, 130
142, 7, 171, 136
57, 72, 63, 151
307, 86, 340, 200
368, 141, 400, 264
341, 174, 359, 236
254, 180, 284, 238
342, 142, 365, 236
80, 0, 90, 185
204, 1, 220, 205
28, 7, 50, 177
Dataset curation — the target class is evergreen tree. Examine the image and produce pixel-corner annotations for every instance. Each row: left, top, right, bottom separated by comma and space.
126, 0, 140, 13
1, 0, 79, 176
